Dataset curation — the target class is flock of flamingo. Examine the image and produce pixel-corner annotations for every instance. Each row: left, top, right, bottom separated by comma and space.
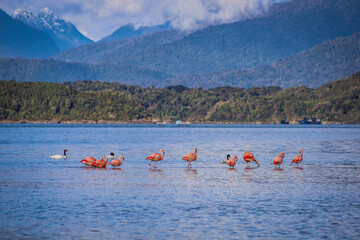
50, 148, 304, 169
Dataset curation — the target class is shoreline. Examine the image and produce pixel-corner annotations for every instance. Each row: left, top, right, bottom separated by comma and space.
0, 120, 354, 125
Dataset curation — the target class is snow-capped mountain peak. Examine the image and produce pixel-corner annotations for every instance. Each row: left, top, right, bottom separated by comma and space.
12, 8, 40, 28
11, 7, 93, 50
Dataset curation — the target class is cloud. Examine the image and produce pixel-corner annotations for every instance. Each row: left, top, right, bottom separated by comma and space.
0, 0, 282, 41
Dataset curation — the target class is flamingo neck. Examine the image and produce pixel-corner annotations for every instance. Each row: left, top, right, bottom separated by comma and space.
160, 151, 164, 160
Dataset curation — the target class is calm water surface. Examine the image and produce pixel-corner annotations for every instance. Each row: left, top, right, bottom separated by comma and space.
0, 124, 359, 239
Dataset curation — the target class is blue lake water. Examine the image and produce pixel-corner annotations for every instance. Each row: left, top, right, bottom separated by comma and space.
0, 124, 360, 239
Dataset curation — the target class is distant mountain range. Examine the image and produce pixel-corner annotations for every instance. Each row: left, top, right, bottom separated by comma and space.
1, 0, 360, 89
161, 32, 360, 89
0, 8, 59, 58
54, 0, 360, 76
12, 8, 93, 51
1, 32, 359, 89
0, 58, 172, 84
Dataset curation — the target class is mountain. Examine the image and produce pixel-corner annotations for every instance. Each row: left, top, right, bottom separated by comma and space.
100, 22, 172, 42
12, 8, 93, 50
161, 32, 360, 89
53, 29, 187, 64
0, 8, 59, 58
1, 31, 359, 88
0, 58, 172, 84
53, 0, 360, 76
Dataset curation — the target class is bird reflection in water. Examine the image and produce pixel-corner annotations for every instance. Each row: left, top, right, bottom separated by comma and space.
148, 168, 164, 173
184, 168, 197, 175
273, 168, 284, 172
244, 165, 260, 171
110, 168, 123, 171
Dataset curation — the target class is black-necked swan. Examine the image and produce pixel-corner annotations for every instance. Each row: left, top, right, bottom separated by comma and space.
50, 149, 68, 159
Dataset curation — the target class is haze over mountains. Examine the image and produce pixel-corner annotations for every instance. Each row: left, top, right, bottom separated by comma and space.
0, 0, 360, 89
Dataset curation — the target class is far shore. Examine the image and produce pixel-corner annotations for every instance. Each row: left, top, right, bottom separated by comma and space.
0, 120, 354, 125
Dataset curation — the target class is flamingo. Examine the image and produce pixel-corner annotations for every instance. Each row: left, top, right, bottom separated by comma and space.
182, 147, 197, 169
243, 151, 260, 167
108, 156, 125, 168
273, 152, 285, 169
50, 149, 68, 159
80, 156, 97, 166
91, 157, 108, 168
228, 155, 238, 168
146, 149, 165, 168
292, 149, 303, 167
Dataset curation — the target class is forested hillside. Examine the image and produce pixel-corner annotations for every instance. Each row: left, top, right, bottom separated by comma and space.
0, 58, 172, 84
1, 72, 359, 124
163, 32, 360, 89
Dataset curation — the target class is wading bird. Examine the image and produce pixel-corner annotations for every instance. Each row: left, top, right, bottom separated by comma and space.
146, 149, 165, 168
273, 152, 285, 169
91, 157, 108, 168
228, 155, 238, 168
108, 156, 125, 168
182, 147, 197, 169
80, 156, 97, 166
291, 149, 303, 167
50, 149, 68, 159
243, 151, 260, 167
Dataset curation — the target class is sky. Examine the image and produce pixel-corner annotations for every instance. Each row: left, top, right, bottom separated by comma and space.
0, 0, 290, 41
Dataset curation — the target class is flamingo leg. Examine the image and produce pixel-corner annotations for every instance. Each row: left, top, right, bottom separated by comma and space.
154, 161, 157, 168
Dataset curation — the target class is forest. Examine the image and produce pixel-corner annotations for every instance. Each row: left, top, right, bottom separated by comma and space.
0, 72, 359, 124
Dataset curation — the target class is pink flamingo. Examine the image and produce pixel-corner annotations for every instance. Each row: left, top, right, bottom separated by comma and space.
80, 156, 97, 166
108, 156, 125, 168
291, 149, 303, 167
146, 149, 165, 168
273, 152, 285, 169
243, 151, 260, 167
182, 147, 197, 169
228, 155, 238, 168
91, 157, 108, 168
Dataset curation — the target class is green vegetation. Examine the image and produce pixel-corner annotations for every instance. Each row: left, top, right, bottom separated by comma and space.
1, 72, 359, 123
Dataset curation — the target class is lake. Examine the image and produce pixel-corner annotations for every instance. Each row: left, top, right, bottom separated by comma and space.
0, 124, 359, 239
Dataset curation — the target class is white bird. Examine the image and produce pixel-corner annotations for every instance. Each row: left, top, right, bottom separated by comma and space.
50, 149, 68, 159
